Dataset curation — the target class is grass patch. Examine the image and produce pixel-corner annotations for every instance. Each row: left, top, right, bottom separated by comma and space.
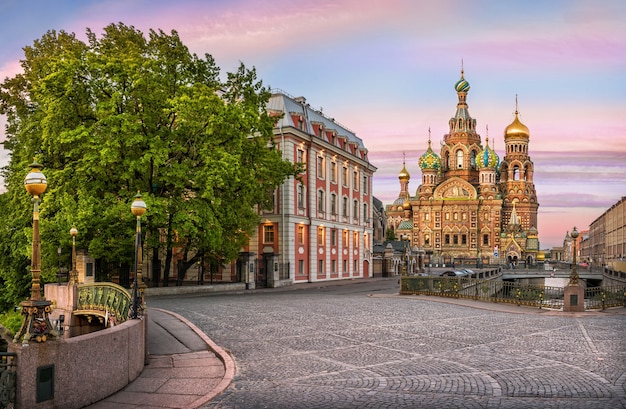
0, 310, 23, 339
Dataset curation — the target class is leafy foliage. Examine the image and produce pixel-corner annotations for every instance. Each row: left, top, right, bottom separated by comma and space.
0, 23, 298, 309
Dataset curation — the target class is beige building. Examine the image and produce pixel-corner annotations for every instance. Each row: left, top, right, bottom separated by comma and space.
588, 196, 626, 268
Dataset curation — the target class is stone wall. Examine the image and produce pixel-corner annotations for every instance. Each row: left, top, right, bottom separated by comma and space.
8, 316, 146, 409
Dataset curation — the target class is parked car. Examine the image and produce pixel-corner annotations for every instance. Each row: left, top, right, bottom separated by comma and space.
440, 271, 456, 277
461, 268, 476, 278
454, 270, 470, 277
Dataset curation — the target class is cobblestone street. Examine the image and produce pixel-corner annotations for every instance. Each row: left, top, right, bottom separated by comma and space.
150, 279, 626, 408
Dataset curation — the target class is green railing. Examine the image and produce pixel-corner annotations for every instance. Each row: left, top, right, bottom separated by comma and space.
400, 276, 626, 310
0, 352, 16, 409
76, 283, 132, 323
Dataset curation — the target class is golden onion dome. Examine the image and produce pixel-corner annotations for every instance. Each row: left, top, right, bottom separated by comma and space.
398, 164, 410, 181
504, 111, 529, 140
402, 199, 411, 211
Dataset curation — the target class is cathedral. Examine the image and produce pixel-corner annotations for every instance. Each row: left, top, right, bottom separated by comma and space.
386, 69, 540, 267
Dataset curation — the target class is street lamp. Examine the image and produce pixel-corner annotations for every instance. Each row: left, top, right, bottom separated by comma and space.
14, 160, 57, 344
129, 192, 146, 319
401, 234, 409, 275
69, 225, 78, 285
569, 227, 579, 285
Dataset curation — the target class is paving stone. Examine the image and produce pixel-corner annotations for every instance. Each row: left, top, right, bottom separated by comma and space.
150, 279, 626, 408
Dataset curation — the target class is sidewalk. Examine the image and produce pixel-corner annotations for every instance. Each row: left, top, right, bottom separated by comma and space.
86, 308, 235, 409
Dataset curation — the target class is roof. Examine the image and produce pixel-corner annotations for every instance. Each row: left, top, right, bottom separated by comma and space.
268, 90, 366, 150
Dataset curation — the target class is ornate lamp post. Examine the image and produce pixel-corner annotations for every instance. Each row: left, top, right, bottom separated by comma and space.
401, 234, 409, 276
129, 192, 146, 319
14, 160, 57, 344
569, 227, 579, 285
69, 225, 78, 285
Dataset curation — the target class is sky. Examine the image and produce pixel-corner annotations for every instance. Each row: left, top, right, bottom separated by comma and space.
1, 0, 625, 249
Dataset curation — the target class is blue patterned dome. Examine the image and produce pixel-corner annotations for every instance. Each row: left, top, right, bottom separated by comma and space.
418, 140, 441, 170
477, 138, 499, 169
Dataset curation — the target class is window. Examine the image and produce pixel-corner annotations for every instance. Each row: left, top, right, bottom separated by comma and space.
483, 234, 489, 246
353, 169, 359, 190
342, 197, 349, 217
317, 156, 325, 179
298, 225, 305, 245
343, 259, 347, 273
513, 165, 520, 181
318, 259, 324, 274
297, 149, 305, 164
263, 225, 274, 243
298, 260, 305, 275
425, 235, 430, 245
353, 200, 359, 221
342, 166, 348, 186
353, 231, 359, 247
457, 150, 463, 169
331, 193, 337, 215
363, 203, 368, 222
462, 234, 467, 245
318, 190, 325, 213
317, 227, 325, 245
297, 184, 305, 209
453, 235, 459, 245
331, 162, 337, 183
445, 234, 450, 245
331, 260, 337, 274
331, 229, 337, 246
343, 230, 349, 247
363, 175, 368, 194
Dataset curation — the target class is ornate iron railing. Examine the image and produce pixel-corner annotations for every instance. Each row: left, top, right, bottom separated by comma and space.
0, 352, 16, 409
400, 276, 626, 310
76, 283, 132, 324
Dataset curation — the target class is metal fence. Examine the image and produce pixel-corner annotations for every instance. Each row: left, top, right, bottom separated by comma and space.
0, 352, 16, 409
400, 276, 626, 310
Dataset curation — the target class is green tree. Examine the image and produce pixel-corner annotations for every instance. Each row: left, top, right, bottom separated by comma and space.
0, 23, 298, 306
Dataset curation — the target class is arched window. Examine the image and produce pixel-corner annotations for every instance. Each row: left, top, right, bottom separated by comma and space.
456, 150, 464, 169
513, 165, 520, 181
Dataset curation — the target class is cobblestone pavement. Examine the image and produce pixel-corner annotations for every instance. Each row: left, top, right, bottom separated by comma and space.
149, 279, 626, 409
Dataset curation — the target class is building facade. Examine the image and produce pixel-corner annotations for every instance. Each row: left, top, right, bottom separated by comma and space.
244, 90, 377, 286
386, 70, 540, 267
587, 196, 626, 268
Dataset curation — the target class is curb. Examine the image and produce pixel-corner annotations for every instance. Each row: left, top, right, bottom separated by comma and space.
150, 307, 236, 408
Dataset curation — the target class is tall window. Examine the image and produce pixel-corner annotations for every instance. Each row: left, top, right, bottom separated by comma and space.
318, 190, 325, 213
331, 229, 337, 246
263, 225, 274, 243
331, 193, 337, 215
298, 225, 305, 245
353, 169, 359, 190
483, 234, 489, 245
331, 259, 337, 274
353, 200, 359, 221
317, 155, 325, 179
456, 150, 464, 169
298, 260, 305, 275
342, 166, 348, 186
363, 203, 368, 222
331, 162, 337, 183
342, 197, 348, 217
297, 149, 305, 164
297, 184, 305, 209
343, 230, 349, 247
318, 259, 324, 274
363, 175, 368, 194
317, 227, 325, 245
